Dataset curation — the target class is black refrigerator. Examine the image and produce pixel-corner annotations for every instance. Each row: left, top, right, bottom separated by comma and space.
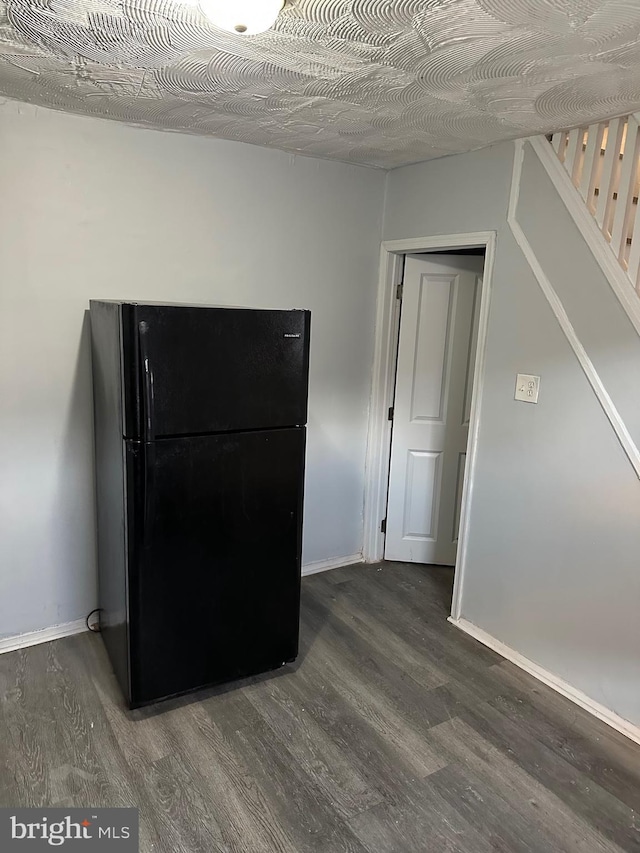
89, 301, 310, 708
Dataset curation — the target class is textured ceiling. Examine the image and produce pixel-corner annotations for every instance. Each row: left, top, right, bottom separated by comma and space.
2, 0, 640, 168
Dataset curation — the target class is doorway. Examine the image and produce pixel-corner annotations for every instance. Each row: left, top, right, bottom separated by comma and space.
385, 251, 484, 565
363, 232, 496, 619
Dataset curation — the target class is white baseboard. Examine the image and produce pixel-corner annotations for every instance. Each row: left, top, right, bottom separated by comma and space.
302, 553, 363, 577
449, 616, 640, 746
0, 618, 88, 655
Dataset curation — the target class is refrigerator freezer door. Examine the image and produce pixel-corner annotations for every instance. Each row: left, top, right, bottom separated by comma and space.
126, 305, 310, 438
128, 428, 305, 706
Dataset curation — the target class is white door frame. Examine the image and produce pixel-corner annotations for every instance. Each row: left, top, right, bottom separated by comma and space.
362, 231, 497, 621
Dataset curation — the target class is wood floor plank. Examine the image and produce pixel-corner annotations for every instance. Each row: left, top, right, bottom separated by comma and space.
487, 686, 640, 813
301, 590, 462, 732
275, 662, 436, 803
226, 715, 371, 853
93, 676, 174, 774
429, 717, 625, 853
354, 565, 501, 666
0, 644, 75, 807
141, 752, 231, 853
159, 702, 291, 853
43, 640, 114, 807
196, 675, 374, 853
424, 762, 563, 853
309, 573, 450, 689
298, 607, 449, 779
57, 634, 177, 852
458, 702, 640, 851
311, 569, 505, 704
494, 661, 640, 806
347, 768, 496, 853
243, 675, 385, 819
200, 679, 266, 734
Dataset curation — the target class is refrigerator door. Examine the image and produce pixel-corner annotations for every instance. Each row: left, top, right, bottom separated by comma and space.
123, 304, 310, 439
128, 427, 305, 706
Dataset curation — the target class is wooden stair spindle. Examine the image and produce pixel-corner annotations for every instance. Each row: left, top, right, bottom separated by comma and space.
611, 120, 640, 264
596, 118, 625, 238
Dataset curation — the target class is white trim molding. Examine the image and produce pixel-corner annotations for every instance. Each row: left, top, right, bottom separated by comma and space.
302, 553, 363, 577
362, 231, 497, 623
509, 140, 640, 480
0, 618, 88, 655
450, 616, 640, 747
362, 247, 404, 564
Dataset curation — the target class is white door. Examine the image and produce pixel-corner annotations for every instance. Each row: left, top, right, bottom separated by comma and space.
384, 253, 483, 565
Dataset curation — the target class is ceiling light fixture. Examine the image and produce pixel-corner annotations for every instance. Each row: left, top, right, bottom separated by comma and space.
199, 0, 284, 34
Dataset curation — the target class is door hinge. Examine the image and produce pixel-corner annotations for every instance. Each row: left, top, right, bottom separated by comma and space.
388, 406, 394, 421
396, 283, 404, 300
380, 518, 387, 534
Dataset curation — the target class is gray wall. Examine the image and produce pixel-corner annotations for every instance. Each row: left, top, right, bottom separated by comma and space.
0, 99, 384, 639
384, 141, 640, 728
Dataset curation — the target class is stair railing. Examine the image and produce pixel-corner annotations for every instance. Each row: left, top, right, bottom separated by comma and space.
550, 115, 640, 296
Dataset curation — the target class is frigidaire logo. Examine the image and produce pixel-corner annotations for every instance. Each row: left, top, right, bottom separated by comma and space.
283, 333, 301, 338
1, 808, 138, 851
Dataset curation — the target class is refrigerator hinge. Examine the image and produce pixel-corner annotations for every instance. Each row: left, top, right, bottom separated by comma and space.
380, 518, 387, 534
388, 406, 394, 421
396, 283, 404, 300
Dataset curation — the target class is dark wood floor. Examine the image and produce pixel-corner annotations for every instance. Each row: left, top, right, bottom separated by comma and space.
1, 562, 639, 852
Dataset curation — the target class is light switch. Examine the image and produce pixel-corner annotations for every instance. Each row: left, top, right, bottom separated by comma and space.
515, 374, 540, 403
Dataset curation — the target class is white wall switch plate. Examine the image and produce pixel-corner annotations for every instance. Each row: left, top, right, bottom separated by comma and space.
515, 373, 540, 403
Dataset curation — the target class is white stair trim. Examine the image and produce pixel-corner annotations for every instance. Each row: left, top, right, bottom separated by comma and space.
530, 134, 640, 338
509, 140, 640, 480
449, 616, 640, 747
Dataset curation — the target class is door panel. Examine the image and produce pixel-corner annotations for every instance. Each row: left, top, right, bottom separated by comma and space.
385, 254, 483, 565
128, 428, 305, 705
409, 274, 454, 421
129, 305, 310, 438
404, 450, 442, 539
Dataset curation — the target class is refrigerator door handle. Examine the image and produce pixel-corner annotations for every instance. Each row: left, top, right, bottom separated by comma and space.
142, 442, 156, 555
138, 321, 155, 442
